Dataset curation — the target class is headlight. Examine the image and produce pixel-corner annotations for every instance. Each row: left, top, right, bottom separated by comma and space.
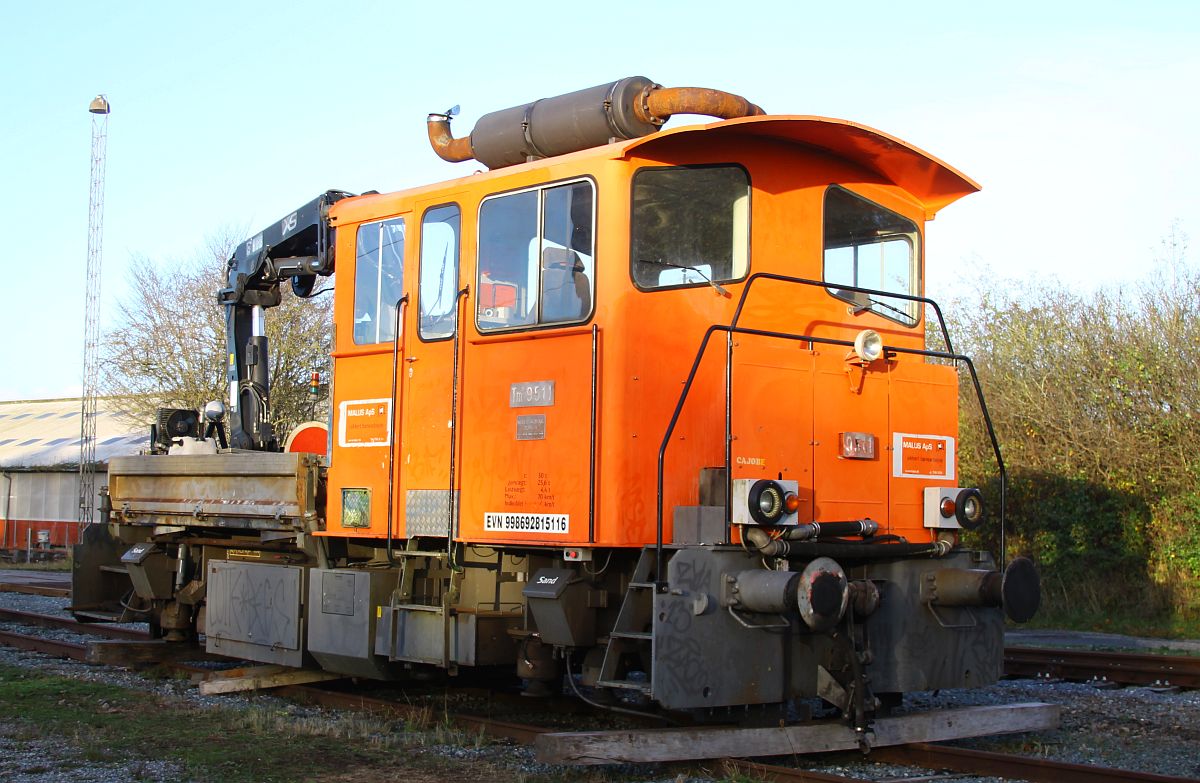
955, 488, 985, 530
853, 329, 884, 362
748, 479, 793, 525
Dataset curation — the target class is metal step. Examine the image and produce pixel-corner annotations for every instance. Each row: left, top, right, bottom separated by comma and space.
598, 547, 658, 688
70, 609, 127, 623
597, 678, 652, 694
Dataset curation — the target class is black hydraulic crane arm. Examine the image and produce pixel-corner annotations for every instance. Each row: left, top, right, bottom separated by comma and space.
218, 190, 353, 450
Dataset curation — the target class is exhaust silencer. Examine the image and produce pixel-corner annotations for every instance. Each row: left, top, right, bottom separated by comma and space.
428, 76, 764, 169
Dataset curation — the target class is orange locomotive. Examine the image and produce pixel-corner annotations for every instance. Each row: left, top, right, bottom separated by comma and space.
75, 77, 1038, 732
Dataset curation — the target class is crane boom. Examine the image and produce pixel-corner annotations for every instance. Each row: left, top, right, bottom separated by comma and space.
218, 190, 351, 450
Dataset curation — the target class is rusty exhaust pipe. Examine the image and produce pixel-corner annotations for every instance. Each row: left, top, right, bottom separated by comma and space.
427, 107, 473, 163
638, 86, 764, 125
427, 76, 765, 169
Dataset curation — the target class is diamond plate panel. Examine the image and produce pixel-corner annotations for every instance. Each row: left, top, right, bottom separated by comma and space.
405, 490, 459, 537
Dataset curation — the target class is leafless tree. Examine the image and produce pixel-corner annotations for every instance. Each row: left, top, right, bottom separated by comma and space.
99, 231, 332, 438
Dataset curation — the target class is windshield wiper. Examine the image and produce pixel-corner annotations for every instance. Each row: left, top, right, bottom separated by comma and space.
837, 287, 913, 322
641, 259, 731, 297
864, 295, 913, 321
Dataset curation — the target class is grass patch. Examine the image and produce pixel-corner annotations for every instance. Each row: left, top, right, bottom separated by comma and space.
2, 556, 72, 571
0, 664, 505, 782
1017, 577, 1200, 640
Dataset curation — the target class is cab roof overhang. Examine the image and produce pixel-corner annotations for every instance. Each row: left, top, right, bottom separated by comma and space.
619, 115, 980, 218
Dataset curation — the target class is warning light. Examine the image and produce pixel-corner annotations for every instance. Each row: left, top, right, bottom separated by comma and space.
309, 371, 320, 396
784, 492, 801, 514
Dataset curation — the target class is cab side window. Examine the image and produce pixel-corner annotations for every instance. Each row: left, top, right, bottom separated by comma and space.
823, 186, 920, 326
353, 217, 405, 345
419, 204, 461, 340
477, 179, 594, 331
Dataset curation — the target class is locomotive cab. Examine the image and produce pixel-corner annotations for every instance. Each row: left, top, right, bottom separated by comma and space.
76, 78, 1039, 738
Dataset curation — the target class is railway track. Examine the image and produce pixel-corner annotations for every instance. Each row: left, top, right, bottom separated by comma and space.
0, 606, 149, 661
0, 574, 71, 598
2, 609, 1198, 782
0, 607, 148, 640
1005, 645, 1200, 688
725, 746, 1200, 783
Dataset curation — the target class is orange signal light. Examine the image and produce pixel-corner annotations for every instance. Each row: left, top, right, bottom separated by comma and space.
939, 497, 956, 518
784, 493, 801, 514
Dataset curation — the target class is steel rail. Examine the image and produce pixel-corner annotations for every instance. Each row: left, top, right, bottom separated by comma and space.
719, 758, 863, 782
0, 607, 149, 640
0, 581, 71, 598
873, 742, 1200, 783
1005, 646, 1200, 688
0, 629, 88, 661
726, 741, 1200, 783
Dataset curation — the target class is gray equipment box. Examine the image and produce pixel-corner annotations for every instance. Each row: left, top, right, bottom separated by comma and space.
120, 543, 174, 599
523, 567, 595, 647
672, 506, 726, 545
205, 560, 306, 667
375, 605, 520, 666
307, 569, 397, 678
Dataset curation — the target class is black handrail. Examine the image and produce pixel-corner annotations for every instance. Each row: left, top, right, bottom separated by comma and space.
730, 272, 956, 355
447, 286, 470, 572
729, 272, 1004, 565
655, 319, 1007, 587
385, 295, 410, 565
589, 324, 599, 542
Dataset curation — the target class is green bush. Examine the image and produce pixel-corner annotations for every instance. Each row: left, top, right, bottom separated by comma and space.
944, 232, 1200, 631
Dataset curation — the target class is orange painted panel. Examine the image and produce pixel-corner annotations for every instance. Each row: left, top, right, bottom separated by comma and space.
325, 350, 398, 537
811, 352, 891, 529
730, 336, 815, 521
888, 363, 959, 540
458, 330, 593, 545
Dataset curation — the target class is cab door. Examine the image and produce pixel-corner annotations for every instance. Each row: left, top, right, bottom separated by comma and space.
327, 213, 408, 538
458, 179, 597, 547
398, 202, 463, 539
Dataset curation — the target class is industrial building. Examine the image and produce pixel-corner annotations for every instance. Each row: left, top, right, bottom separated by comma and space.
0, 398, 146, 557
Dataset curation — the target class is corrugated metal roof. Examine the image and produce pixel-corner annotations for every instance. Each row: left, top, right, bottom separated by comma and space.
0, 398, 148, 469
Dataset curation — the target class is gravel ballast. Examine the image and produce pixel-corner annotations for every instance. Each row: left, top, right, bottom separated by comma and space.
2, 590, 1199, 781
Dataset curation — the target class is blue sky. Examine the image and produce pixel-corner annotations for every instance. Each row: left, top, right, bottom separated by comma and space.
2, 1, 1197, 399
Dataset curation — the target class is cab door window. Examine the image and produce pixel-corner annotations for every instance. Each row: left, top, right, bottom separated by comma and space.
419, 204, 462, 340
353, 217, 405, 344
476, 179, 595, 331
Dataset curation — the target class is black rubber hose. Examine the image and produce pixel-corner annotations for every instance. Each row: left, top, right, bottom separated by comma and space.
784, 542, 943, 560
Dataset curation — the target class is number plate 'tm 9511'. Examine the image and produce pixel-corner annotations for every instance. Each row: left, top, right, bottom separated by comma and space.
510, 380, 555, 407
